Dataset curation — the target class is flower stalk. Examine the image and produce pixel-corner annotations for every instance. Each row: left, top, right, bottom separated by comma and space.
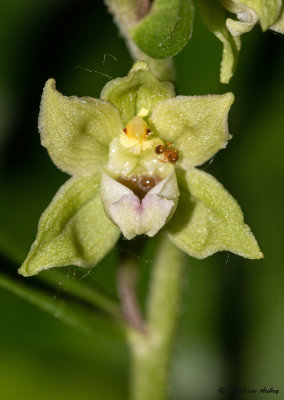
118, 256, 146, 332
128, 235, 184, 400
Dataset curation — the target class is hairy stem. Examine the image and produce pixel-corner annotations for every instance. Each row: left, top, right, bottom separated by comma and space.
104, 0, 175, 81
128, 235, 184, 400
117, 257, 146, 332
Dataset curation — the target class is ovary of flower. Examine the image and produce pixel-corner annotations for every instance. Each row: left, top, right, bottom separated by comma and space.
120, 114, 161, 155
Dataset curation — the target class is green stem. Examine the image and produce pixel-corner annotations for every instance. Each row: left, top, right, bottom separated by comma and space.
104, 0, 175, 81
128, 235, 184, 400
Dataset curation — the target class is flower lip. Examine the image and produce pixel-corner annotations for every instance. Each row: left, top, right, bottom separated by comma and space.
100, 170, 179, 239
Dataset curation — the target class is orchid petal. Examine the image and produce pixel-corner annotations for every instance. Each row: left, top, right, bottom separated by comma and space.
168, 169, 263, 259
39, 79, 122, 176
100, 61, 175, 125
150, 94, 234, 169
19, 175, 120, 276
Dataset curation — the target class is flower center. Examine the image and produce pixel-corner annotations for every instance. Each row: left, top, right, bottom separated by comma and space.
119, 109, 162, 155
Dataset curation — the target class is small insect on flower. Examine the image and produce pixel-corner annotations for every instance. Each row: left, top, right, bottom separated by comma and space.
155, 142, 179, 163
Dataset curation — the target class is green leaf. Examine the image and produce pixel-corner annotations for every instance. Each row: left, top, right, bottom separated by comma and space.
167, 169, 263, 259
40, 79, 122, 176
238, 0, 282, 30
100, 61, 175, 125
198, 0, 241, 83
41, 270, 123, 320
0, 272, 124, 339
131, 0, 195, 59
19, 175, 120, 277
150, 93, 234, 169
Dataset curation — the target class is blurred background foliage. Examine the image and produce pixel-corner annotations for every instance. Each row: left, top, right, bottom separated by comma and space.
0, 1, 283, 399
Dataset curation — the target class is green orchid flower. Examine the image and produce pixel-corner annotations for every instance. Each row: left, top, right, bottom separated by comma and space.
19, 61, 262, 277
199, 0, 284, 83
220, 0, 284, 36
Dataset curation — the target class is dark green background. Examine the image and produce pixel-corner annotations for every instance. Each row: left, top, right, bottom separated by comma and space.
0, 1, 283, 399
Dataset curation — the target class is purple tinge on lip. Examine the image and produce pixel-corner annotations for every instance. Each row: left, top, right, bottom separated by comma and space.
108, 192, 174, 238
